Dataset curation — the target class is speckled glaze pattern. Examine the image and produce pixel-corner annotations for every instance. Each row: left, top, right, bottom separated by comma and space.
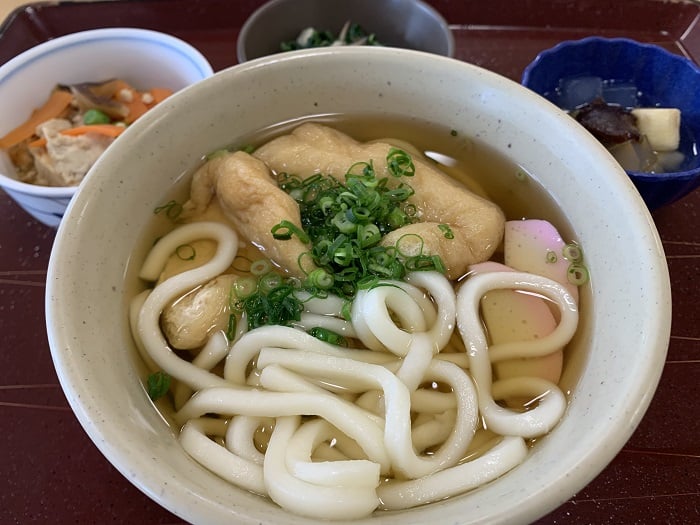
0, 27, 214, 227
2, 0, 698, 524
43, 45, 671, 525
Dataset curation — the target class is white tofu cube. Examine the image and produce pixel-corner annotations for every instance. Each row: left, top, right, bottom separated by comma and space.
631, 108, 681, 152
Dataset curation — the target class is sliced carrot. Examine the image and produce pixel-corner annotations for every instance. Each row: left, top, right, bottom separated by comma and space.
27, 124, 126, 149
0, 90, 74, 149
60, 124, 126, 137
108, 79, 134, 96
148, 87, 173, 105
123, 97, 149, 124
28, 137, 47, 148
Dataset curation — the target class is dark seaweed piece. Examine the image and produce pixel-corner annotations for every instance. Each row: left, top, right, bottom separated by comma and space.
572, 99, 640, 146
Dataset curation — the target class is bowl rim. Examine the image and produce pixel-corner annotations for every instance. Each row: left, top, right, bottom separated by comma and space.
521, 35, 700, 180
236, 0, 455, 62
0, 26, 214, 196
46, 45, 672, 524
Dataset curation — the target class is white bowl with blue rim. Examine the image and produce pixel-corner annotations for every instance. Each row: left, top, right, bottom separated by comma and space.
0, 27, 214, 227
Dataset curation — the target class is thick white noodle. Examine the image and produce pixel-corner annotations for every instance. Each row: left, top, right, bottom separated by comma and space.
294, 312, 356, 338
256, 348, 478, 479
174, 330, 230, 409
377, 436, 528, 510
285, 418, 381, 488
134, 220, 582, 519
456, 271, 578, 437
264, 416, 380, 520
351, 272, 455, 391
179, 417, 266, 495
223, 325, 394, 386
128, 289, 158, 371
295, 290, 346, 315
225, 415, 269, 465
175, 384, 391, 471
411, 409, 457, 452
137, 222, 239, 390
351, 282, 428, 353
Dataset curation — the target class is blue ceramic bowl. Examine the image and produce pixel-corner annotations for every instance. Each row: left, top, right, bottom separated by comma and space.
521, 37, 700, 210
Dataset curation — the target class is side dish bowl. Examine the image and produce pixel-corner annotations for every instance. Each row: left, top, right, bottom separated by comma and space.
236, 0, 454, 62
46, 47, 670, 524
0, 27, 214, 227
521, 36, 700, 210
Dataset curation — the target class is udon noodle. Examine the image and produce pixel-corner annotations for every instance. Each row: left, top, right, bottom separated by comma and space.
129, 121, 584, 520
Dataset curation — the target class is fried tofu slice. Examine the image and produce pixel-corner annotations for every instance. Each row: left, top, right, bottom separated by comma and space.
254, 123, 505, 279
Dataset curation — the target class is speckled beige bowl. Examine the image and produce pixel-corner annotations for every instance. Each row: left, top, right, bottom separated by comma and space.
46, 47, 671, 524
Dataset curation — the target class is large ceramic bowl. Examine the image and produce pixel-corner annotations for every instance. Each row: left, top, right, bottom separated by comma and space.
46, 47, 671, 524
0, 27, 214, 227
521, 37, 700, 210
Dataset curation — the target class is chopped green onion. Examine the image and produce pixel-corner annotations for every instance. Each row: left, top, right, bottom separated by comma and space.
271, 220, 310, 243
332, 211, 357, 233
175, 244, 196, 261
307, 268, 334, 290
225, 313, 237, 341
240, 144, 255, 154
308, 327, 347, 346
387, 147, 415, 177
438, 224, 454, 239
562, 243, 583, 263
153, 200, 182, 220
271, 148, 444, 299
233, 276, 257, 299
395, 234, 423, 257
240, 284, 303, 329
146, 371, 171, 401
567, 263, 589, 285
206, 148, 230, 160
250, 259, 272, 276
258, 272, 283, 294
546, 250, 558, 263
341, 300, 353, 321
357, 224, 381, 248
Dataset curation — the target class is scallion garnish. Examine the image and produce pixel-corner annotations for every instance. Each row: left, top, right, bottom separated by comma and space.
250, 259, 272, 276
258, 272, 283, 294
225, 313, 237, 341
175, 243, 196, 261
387, 147, 416, 177
438, 223, 454, 239
146, 371, 171, 401
307, 268, 334, 290
153, 199, 182, 220
239, 283, 303, 329
271, 220, 311, 243
562, 243, 583, 263
567, 263, 589, 285
233, 276, 257, 299
308, 327, 347, 346
546, 250, 558, 263
271, 148, 446, 299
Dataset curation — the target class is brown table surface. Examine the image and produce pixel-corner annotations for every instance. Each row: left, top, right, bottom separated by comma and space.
1, 1, 699, 523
